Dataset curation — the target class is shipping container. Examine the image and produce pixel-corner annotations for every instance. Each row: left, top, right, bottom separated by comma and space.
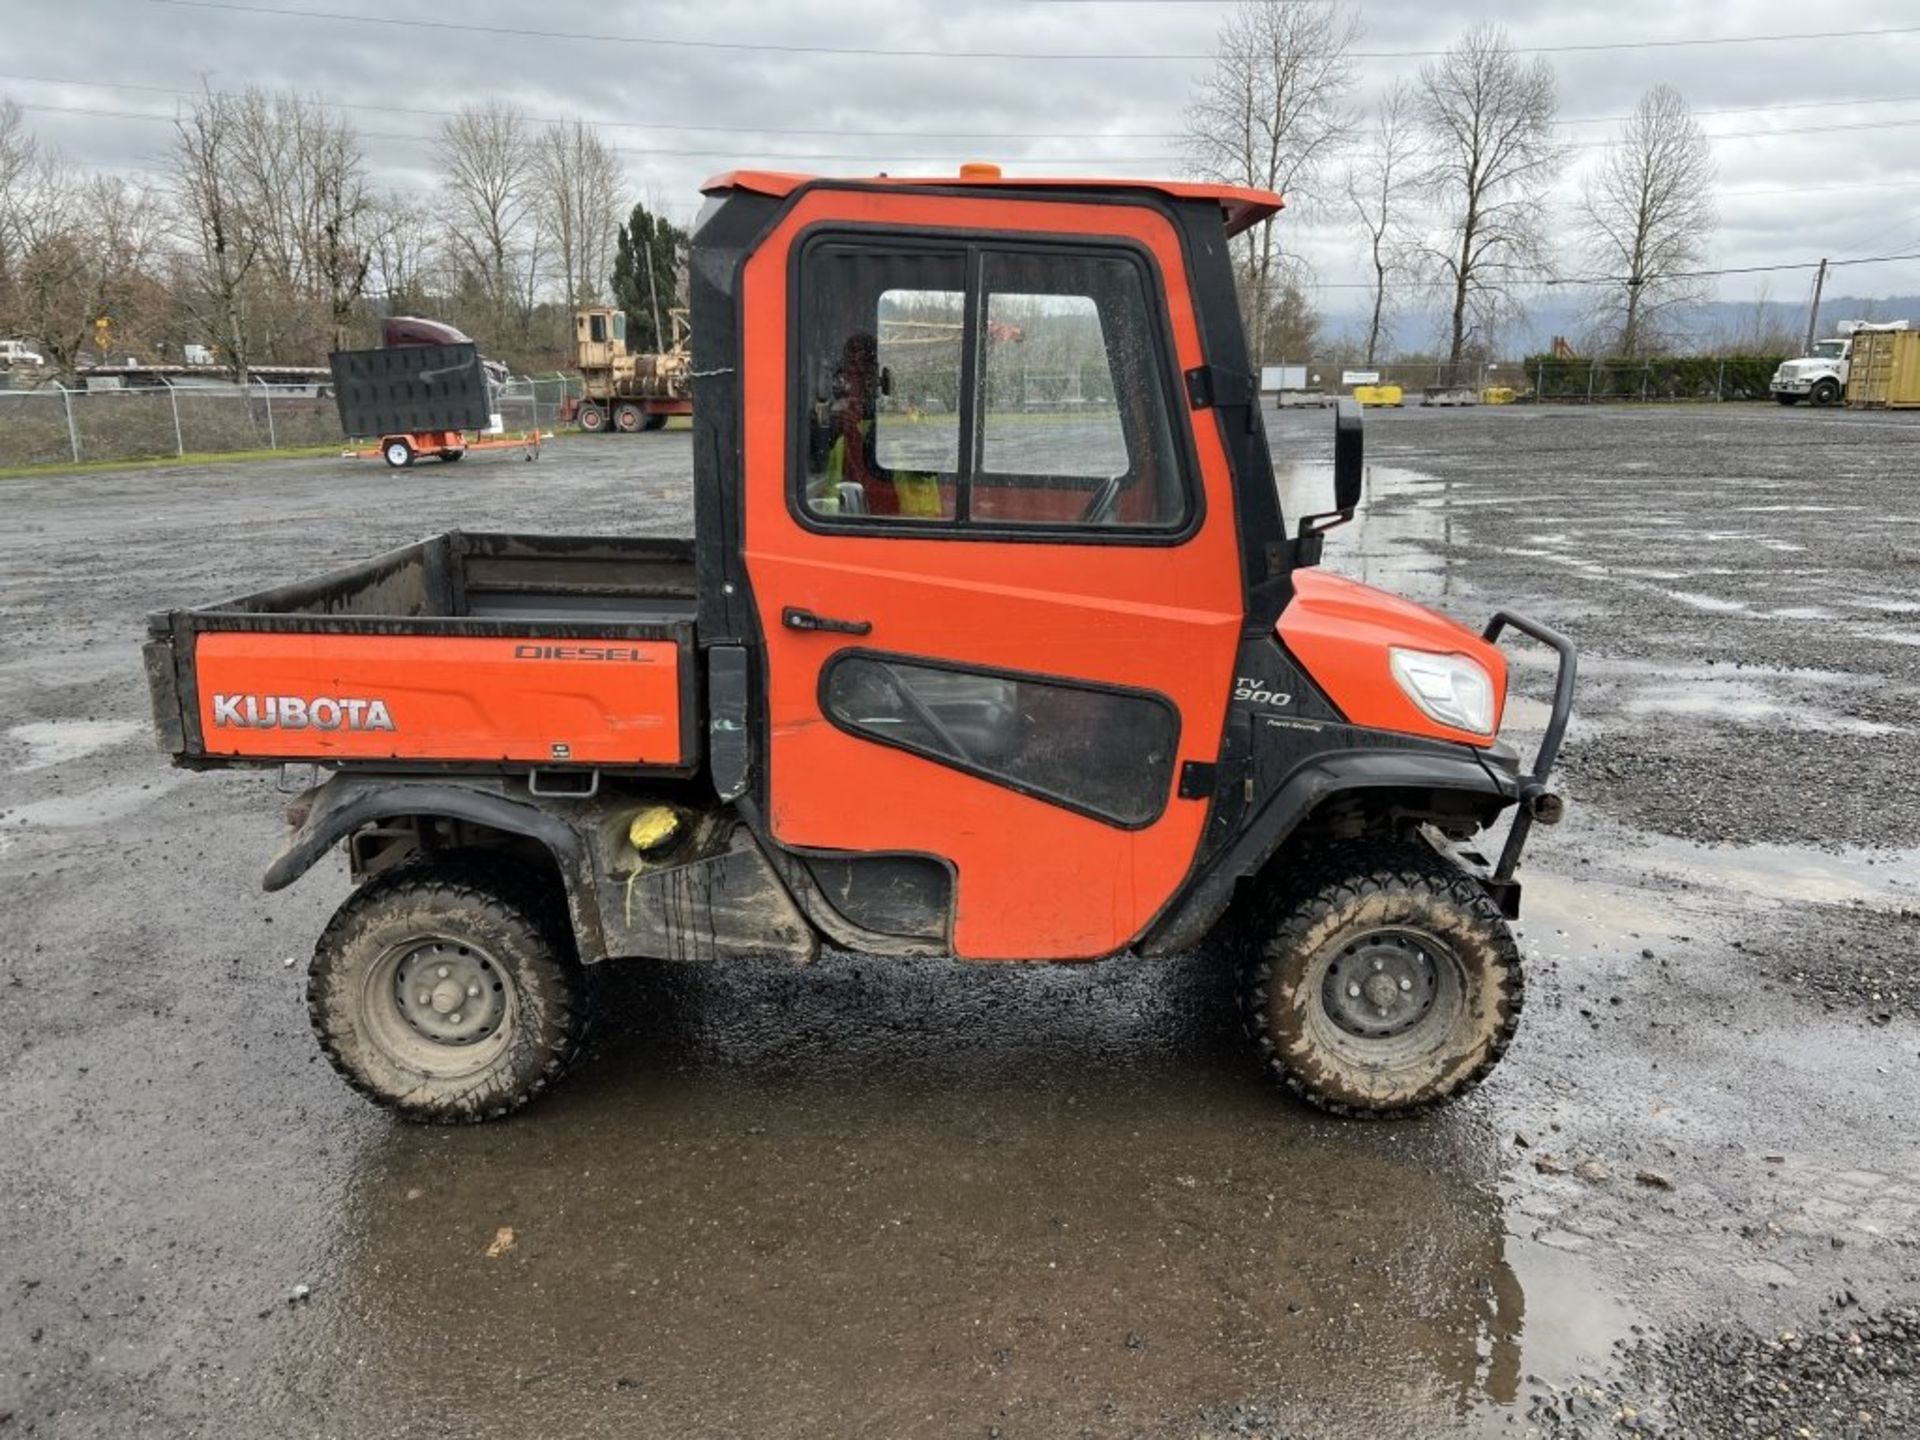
1846, 329, 1920, 409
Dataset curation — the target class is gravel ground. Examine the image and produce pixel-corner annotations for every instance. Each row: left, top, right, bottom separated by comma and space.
2, 406, 1917, 1438
1528, 1303, 1920, 1439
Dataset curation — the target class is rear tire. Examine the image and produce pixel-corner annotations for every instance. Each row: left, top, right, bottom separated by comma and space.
1240, 839, 1522, 1117
307, 855, 591, 1122
642, 413, 669, 432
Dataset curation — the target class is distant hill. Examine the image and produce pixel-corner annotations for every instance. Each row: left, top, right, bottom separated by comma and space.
1318, 293, 1920, 358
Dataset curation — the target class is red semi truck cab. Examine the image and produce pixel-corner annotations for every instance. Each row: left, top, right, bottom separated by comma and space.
145, 168, 1575, 1123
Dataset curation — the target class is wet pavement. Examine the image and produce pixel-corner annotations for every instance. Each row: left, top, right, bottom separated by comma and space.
3, 405, 1918, 1437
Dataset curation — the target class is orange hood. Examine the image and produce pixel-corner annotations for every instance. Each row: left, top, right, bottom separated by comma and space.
1277, 570, 1508, 747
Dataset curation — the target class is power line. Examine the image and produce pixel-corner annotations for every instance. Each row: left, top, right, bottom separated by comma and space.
137, 1, 1920, 64
7, 101, 1187, 164
16, 66, 1920, 143
1555, 91, 1920, 129
0, 71, 1175, 141
1305, 250, 1920, 292
26, 95, 1920, 166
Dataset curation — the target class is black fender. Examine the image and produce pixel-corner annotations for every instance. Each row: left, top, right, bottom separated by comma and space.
1138, 747, 1517, 956
262, 774, 609, 959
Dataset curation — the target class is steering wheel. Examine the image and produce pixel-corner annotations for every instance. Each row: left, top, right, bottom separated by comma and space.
1079, 474, 1124, 524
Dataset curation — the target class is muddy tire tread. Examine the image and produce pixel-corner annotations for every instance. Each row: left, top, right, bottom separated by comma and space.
306, 853, 590, 1124
1239, 839, 1523, 1120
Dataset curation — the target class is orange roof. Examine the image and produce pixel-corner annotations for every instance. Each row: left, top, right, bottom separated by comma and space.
701, 169, 1283, 236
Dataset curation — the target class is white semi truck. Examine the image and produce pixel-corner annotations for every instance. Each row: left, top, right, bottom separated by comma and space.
1772, 319, 1911, 406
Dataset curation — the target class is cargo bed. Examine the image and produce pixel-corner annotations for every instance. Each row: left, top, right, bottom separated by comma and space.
145, 532, 700, 774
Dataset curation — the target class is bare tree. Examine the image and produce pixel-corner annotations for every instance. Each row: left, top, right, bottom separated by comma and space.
171, 85, 260, 379
1346, 80, 1421, 366
1581, 84, 1715, 358
222, 89, 376, 354
366, 192, 436, 317
7, 153, 161, 372
0, 97, 37, 315
1415, 24, 1561, 372
1185, 0, 1357, 364
436, 102, 541, 344
538, 120, 623, 310
307, 113, 377, 351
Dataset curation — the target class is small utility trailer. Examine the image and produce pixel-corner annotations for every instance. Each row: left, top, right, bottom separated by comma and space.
329, 320, 543, 467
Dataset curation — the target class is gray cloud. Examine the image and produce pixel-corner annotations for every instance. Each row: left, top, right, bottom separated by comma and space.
7, 0, 1919, 321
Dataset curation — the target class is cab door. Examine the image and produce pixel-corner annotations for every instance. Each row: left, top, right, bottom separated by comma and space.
740, 191, 1246, 960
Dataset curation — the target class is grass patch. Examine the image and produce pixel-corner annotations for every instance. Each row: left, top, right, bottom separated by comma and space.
0, 444, 345, 480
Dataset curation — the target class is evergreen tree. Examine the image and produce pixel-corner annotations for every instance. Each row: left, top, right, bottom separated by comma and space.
610, 201, 687, 352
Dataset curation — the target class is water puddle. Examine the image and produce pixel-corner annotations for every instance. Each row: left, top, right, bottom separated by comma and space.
7, 718, 147, 771
0, 775, 185, 834
1666, 590, 1748, 613
1279, 460, 1466, 603
1615, 682, 1898, 736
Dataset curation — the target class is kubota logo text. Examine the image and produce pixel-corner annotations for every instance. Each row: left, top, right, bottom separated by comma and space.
212, 694, 396, 731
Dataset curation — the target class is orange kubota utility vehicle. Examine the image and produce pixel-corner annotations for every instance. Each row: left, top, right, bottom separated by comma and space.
144, 168, 1575, 1122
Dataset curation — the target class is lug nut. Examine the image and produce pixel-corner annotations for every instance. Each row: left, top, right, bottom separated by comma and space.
450, 1012, 463, 1025
1372, 958, 1385, 972
467, 984, 480, 999
1347, 983, 1361, 998
1399, 977, 1412, 992
417, 992, 431, 1006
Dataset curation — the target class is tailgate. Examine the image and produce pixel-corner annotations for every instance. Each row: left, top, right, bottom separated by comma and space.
146, 619, 695, 770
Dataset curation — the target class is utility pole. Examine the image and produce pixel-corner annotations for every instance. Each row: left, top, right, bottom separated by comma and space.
641, 233, 665, 355
1804, 258, 1829, 353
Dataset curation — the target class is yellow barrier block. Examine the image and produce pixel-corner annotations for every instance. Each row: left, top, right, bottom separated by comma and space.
1351, 384, 1403, 407
1480, 386, 1516, 406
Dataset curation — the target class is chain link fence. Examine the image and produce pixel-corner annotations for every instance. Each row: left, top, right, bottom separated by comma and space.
0, 373, 586, 469
1264, 355, 1786, 405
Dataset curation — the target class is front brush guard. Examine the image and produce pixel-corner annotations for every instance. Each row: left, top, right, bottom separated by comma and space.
1481, 611, 1579, 884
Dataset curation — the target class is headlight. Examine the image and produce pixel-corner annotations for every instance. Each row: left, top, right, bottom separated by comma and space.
1389, 648, 1496, 735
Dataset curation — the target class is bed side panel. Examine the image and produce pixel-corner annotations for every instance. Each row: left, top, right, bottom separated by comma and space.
192, 632, 686, 765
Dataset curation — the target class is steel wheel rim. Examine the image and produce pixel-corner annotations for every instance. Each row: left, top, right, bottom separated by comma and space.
360, 936, 515, 1078
1303, 925, 1468, 1067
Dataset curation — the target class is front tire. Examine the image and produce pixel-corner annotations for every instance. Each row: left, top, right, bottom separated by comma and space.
577, 402, 607, 433
383, 438, 414, 468
307, 856, 591, 1122
1810, 378, 1841, 407
1241, 840, 1522, 1117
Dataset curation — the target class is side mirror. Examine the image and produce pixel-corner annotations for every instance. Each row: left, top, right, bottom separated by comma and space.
1296, 398, 1365, 548
1333, 397, 1363, 513
1290, 407, 1367, 568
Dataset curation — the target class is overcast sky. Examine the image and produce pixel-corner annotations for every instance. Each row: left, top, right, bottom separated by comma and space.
7, 0, 1920, 331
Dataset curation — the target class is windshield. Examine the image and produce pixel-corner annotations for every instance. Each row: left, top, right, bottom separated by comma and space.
1811, 340, 1846, 359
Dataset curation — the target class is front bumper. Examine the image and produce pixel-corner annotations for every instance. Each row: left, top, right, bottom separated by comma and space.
1771, 376, 1816, 395
1481, 611, 1578, 886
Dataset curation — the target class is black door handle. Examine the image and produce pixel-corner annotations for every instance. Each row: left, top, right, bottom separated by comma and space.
782, 606, 872, 636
